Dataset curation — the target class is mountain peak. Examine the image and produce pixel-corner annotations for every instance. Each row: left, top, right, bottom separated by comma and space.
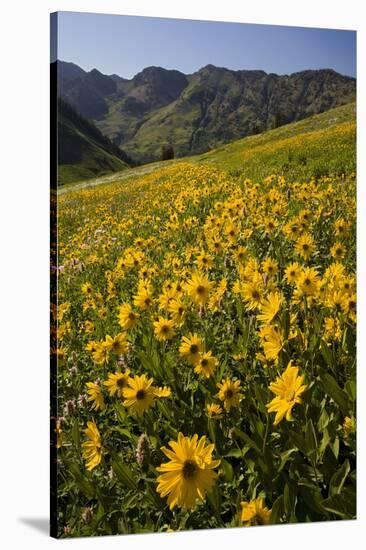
108, 73, 128, 83
57, 60, 86, 82
89, 67, 104, 76
133, 65, 185, 83
131, 66, 188, 106
200, 63, 218, 70
198, 64, 229, 73
140, 65, 166, 73
85, 68, 117, 95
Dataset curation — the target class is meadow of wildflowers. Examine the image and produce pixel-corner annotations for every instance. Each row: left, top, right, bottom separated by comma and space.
53, 121, 356, 536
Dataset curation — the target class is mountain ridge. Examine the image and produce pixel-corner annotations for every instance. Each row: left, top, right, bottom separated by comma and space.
59, 59, 355, 83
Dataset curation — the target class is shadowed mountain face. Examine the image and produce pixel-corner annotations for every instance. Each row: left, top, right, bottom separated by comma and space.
58, 98, 131, 185
58, 60, 356, 163
58, 62, 114, 118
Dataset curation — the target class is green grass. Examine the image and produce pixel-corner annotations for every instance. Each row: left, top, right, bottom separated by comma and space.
59, 147, 128, 186
60, 102, 356, 192
190, 102, 356, 180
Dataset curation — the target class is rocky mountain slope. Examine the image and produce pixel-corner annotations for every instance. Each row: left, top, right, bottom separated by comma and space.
58, 60, 356, 163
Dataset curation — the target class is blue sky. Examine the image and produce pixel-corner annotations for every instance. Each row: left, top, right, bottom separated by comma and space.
55, 12, 356, 79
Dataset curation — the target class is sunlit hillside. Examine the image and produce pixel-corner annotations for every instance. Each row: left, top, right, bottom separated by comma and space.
54, 101, 356, 536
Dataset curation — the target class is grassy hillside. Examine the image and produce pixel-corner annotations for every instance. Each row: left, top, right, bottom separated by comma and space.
56, 105, 356, 535
59, 102, 355, 193
192, 101, 355, 180
58, 100, 131, 186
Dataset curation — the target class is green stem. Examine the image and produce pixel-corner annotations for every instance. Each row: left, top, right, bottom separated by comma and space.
262, 413, 270, 454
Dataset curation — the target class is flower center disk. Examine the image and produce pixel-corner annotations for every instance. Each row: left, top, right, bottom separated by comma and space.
136, 389, 146, 400
182, 459, 198, 479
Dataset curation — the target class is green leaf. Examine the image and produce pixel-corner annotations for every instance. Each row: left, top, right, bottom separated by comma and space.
290, 431, 308, 456
320, 340, 333, 367
220, 458, 234, 482
269, 495, 284, 524
322, 487, 356, 519
235, 429, 261, 454
344, 380, 356, 402
156, 400, 172, 421
207, 484, 221, 516
236, 299, 244, 325
113, 402, 129, 425
284, 482, 297, 521
329, 459, 350, 497
330, 436, 340, 459
305, 419, 318, 462
111, 458, 138, 490
318, 427, 331, 458
283, 309, 290, 341
225, 448, 244, 459
299, 484, 327, 516
254, 385, 268, 413
345, 327, 356, 356
71, 419, 80, 450
68, 462, 95, 499
317, 407, 330, 431
88, 501, 106, 531
319, 373, 350, 415
145, 485, 165, 509
253, 418, 265, 439
111, 426, 138, 445
207, 418, 217, 446
242, 319, 250, 351
123, 493, 139, 510
161, 423, 178, 439
278, 448, 297, 473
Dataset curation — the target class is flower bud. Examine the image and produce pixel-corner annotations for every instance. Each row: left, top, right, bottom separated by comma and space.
64, 399, 76, 416
136, 433, 150, 467
68, 366, 78, 377
77, 393, 87, 407
82, 507, 93, 524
